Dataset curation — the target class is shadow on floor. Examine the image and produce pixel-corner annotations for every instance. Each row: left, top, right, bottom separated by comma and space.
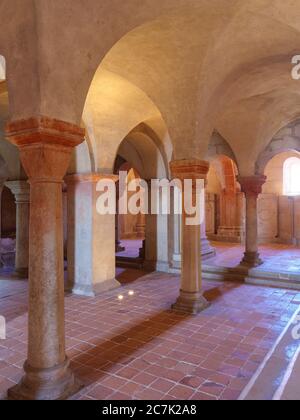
71, 308, 192, 390
203, 282, 242, 302
116, 268, 152, 285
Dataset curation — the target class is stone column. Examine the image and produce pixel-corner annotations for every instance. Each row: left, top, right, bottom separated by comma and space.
0, 179, 6, 267
201, 188, 216, 260
143, 180, 157, 271
171, 211, 182, 270
5, 180, 30, 277
115, 181, 125, 252
170, 159, 209, 314
66, 173, 120, 297
62, 183, 68, 260
238, 175, 266, 267
5, 116, 84, 400
136, 212, 146, 239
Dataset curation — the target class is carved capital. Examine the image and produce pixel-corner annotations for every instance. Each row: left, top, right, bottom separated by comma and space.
170, 159, 209, 181
238, 175, 266, 197
5, 116, 85, 183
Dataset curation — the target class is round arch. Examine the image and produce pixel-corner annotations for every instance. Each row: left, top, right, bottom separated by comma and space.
113, 128, 170, 273
256, 119, 300, 175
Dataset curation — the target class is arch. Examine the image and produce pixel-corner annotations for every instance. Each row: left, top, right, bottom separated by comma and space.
283, 156, 300, 196
67, 127, 95, 176
82, 69, 172, 173
205, 131, 238, 169
256, 119, 300, 175
115, 130, 168, 181
206, 154, 243, 242
114, 130, 169, 272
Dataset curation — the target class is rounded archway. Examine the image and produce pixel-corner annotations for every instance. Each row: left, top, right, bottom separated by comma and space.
206, 155, 243, 243
113, 126, 170, 273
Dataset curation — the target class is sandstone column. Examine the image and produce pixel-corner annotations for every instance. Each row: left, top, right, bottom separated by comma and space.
171, 211, 182, 270
66, 173, 120, 297
238, 175, 266, 267
115, 181, 125, 252
5, 180, 30, 277
6, 116, 84, 400
170, 159, 209, 314
0, 179, 6, 267
200, 188, 216, 260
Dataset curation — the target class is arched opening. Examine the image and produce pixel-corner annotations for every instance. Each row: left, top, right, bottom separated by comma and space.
0, 185, 16, 269
262, 151, 300, 247
112, 127, 170, 282
115, 159, 146, 264
283, 156, 300, 196
206, 155, 242, 243
0, 55, 24, 276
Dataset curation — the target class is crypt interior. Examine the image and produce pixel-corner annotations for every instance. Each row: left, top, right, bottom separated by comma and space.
1, 0, 300, 401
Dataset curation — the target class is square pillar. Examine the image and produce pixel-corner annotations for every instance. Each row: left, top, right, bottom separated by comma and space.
66, 173, 120, 297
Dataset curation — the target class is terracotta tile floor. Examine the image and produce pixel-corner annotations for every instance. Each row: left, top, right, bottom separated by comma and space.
207, 242, 300, 273
0, 271, 300, 400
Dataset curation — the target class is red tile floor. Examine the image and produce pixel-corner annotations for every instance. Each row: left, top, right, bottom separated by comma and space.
1, 268, 300, 400
207, 242, 300, 273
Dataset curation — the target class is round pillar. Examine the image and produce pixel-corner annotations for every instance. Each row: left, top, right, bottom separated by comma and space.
238, 175, 267, 267
5, 180, 30, 277
170, 159, 210, 314
5, 116, 84, 400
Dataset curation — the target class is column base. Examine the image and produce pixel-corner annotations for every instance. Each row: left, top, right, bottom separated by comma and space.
8, 358, 82, 400
240, 252, 263, 268
68, 278, 121, 297
172, 290, 210, 315
201, 238, 216, 260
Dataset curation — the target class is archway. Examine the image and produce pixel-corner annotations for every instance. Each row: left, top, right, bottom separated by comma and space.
260, 150, 300, 247
114, 159, 146, 266
113, 126, 170, 277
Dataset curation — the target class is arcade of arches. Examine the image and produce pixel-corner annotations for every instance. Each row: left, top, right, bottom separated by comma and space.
1, 0, 300, 401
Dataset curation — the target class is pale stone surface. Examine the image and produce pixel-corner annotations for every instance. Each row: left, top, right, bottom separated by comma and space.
278, 196, 294, 244
258, 194, 278, 244
66, 174, 120, 297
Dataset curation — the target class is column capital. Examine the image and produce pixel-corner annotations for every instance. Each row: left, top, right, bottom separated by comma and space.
5, 180, 30, 203
238, 175, 266, 197
65, 173, 119, 184
170, 159, 209, 181
5, 116, 85, 183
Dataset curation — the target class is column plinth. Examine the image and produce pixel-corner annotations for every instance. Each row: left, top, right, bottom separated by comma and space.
170, 159, 210, 314
5, 116, 84, 400
5, 180, 30, 277
238, 175, 266, 268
